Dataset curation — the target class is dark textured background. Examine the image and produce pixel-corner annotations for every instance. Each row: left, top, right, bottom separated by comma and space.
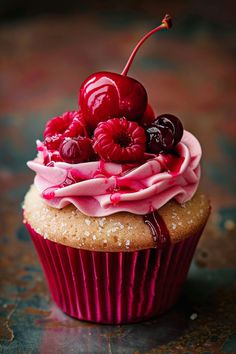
0, 1, 236, 353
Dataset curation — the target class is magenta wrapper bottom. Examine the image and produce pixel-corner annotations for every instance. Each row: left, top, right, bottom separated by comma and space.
25, 222, 203, 324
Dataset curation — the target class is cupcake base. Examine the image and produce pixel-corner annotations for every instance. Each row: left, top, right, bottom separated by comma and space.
26, 221, 204, 324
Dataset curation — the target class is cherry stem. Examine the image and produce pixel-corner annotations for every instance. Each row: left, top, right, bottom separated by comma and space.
121, 14, 172, 76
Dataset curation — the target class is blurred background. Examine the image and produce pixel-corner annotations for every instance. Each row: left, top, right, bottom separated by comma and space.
0, 0, 236, 352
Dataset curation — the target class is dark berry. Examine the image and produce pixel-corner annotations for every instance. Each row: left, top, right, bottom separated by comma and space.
146, 125, 175, 154
154, 114, 183, 145
59, 137, 94, 164
93, 117, 146, 163
146, 113, 184, 154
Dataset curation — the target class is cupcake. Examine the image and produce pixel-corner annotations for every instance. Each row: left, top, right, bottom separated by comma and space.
23, 15, 210, 324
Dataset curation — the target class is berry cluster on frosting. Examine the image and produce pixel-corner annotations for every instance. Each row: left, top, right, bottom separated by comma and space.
41, 14, 183, 165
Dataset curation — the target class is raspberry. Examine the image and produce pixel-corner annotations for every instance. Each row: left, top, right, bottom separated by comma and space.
44, 111, 87, 151
44, 134, 63, 151
59, 137, 94, 164
93, 117, 146, 163
64, 115, 85, 138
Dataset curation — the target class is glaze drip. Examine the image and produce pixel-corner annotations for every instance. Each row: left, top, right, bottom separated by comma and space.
143, 211, 170, 248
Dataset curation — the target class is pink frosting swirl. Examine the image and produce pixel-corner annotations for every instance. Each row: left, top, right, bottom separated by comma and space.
27, 131, 201, 216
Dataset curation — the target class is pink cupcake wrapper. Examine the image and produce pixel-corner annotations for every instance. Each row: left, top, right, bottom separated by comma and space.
25, 222, 204, 324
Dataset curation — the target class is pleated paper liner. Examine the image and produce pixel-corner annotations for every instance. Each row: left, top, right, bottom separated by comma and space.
25, 221, 203, 324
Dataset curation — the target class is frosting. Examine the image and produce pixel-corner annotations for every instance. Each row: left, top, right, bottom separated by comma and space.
27, 130, 201, 217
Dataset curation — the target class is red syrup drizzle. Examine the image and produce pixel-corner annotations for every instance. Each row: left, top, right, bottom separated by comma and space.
42, 173, 79, 200
42, 187, 57, 200
161, 153, 185, 176
143, 211, 170, 248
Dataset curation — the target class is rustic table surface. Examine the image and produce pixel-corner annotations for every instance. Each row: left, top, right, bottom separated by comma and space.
0, 7, 236, 354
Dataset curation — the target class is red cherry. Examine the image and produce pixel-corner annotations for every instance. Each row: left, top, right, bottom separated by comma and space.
79, 72, 147, 130
78, 15, 172, 131
59, 137, 94, 164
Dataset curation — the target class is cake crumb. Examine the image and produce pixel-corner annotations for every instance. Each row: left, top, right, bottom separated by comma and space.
85, 219, 91, 226
224, 219, 235, 231
114, 222, 124, 230
172, 223, 177, 230
111, 226, 119, 233
190, 313, 198, 320
98, 218, 107, 227
84, 231, 90, 237
92, 235, 97, 240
